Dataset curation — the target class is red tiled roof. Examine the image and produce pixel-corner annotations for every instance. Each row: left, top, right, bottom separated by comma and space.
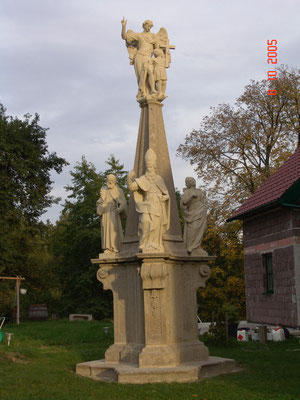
229, 146, 300, 220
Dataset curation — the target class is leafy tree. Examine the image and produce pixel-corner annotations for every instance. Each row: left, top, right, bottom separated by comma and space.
51, 156, 128, 319
0, 105, 67, 318
104, 154, 129, 200
177, 67, 300, 320
177, 66, 299, 213
50, 156, 106, 318
198, 203, 245, 321
176, 68, 300, 320
0, 105, 67, 225
174, 189, 244, 321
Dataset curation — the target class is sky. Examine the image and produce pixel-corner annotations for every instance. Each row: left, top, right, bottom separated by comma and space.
1, 0, 300, 223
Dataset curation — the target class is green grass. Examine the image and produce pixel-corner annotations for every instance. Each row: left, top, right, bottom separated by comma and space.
0, 320, 300, 400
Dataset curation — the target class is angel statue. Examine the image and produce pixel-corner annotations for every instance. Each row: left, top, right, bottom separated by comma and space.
121, 17, 174, 101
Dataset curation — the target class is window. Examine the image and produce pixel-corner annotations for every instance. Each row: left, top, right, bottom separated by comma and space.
263, 253, 274, 294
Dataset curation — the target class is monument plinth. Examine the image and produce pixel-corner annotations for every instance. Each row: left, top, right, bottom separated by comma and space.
76, 252, 238, 383
76, 18, 238, 383
94, 253, 212, 366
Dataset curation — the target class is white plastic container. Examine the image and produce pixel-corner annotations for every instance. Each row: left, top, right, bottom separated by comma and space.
267, 326, 273, 341
272, 326, 285, 341
251, 327, 259, 341
237, 329, 248, 341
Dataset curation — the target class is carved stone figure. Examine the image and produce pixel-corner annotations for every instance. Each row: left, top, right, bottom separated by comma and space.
96, 174, 127, 255
127, 149, 170, 252
181, 177, 207, 255
121, 18, 174, 101
153, 48, 167, 100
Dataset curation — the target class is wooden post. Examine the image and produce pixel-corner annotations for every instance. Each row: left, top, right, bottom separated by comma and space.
258, 326, 267, 344
16, 277, 20, 325
0, 276, 25, 325
225, 312, 229, 343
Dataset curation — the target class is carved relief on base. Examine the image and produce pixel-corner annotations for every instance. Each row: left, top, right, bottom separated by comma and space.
140, 262, 168, 289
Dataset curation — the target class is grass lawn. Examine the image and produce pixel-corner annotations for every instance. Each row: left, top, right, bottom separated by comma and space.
0, 319, 299, 400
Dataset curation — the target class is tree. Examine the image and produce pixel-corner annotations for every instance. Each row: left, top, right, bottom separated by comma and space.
177, 67, 300, 320
0, 105, 68, 318
104, 154, 129, 199
0, 105, 68, 225
198, 202, 245, 321
50, 156, 106, 318
50, 156, 128, 319
177, 66, 299, 214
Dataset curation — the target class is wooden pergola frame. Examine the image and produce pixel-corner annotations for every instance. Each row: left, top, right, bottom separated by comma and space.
0, 276, 25, 325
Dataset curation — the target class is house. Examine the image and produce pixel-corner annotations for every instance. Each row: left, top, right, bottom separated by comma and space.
228, 146, 300, 328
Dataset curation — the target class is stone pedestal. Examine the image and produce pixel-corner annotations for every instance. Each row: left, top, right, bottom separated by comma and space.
76, 253, 239, 383
96, 253, 212, 366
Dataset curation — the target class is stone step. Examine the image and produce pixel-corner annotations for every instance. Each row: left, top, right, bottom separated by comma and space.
76, 356, 240, 384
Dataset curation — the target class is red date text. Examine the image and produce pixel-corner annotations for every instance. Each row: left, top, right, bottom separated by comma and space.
267, 40, 277, 95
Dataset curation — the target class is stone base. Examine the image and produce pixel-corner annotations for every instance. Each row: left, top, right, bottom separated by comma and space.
76, 357, 240, 384
138, 341, 209, 368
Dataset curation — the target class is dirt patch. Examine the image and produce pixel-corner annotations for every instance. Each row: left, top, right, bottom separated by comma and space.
0, 350, 28, 363
38, 345, 65, 353
39, 345, 51, 349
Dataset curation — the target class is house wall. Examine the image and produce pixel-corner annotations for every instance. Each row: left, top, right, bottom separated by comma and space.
294, 244, 300, 327
243, 206, 300, 328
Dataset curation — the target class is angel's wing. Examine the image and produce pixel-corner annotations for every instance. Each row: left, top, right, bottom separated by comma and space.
158, 27, 169, 40
157, 27, 171, 68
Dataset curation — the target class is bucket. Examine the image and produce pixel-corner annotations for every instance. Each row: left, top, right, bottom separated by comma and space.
29, 304, 48, 320
251, 327, 259, 341
267, 326, 273, 341
272, 326, 285, 342
237, 329, 248, 341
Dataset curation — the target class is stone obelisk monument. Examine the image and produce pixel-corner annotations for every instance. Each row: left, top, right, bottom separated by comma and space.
76, 18, 237, 383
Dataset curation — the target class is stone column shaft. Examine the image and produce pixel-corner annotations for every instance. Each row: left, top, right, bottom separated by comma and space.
123, 100, 184, 255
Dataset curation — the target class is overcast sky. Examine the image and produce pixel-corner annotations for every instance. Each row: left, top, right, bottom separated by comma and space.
1, 0, 300, 223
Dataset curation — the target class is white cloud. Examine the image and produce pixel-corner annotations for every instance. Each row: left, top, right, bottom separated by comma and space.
1, 0, 299, 222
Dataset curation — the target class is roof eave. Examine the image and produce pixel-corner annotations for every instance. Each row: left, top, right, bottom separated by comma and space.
226, 200, 279, 222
